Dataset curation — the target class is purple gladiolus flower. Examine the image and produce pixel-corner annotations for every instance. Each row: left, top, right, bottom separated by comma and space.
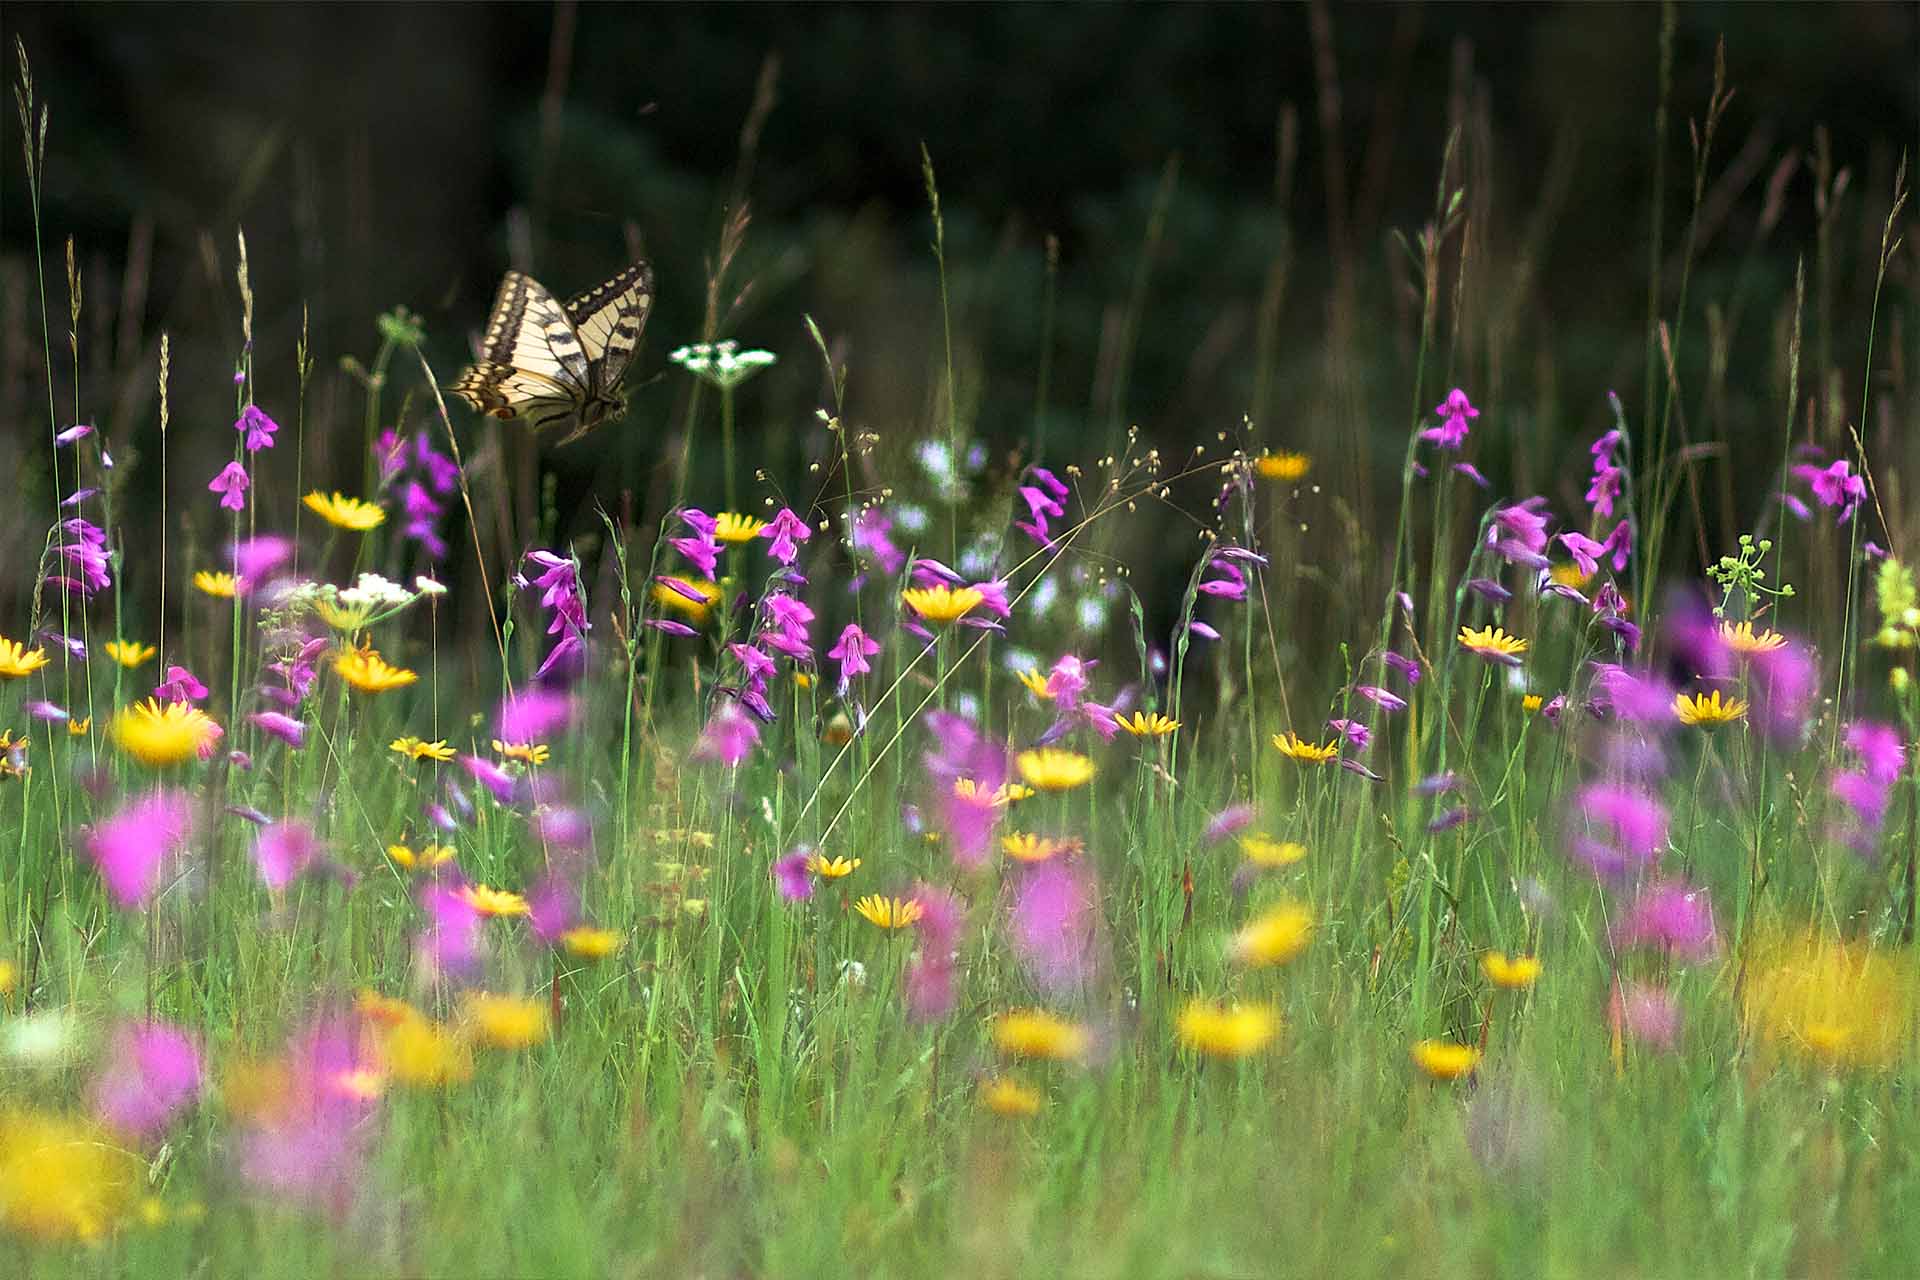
1327, 718, 1371, 750
253, 821, 321, 891
208, 460, 250, 512
1383, 651, 1421, 685
155, 665, 209, 703
1466, 578, 1513, 604
1453, 462, 1490, 488
761, 507, 812, 565
692, 699, 760, 766
248, 711, 307, 749
1353, 684, 1406, 713
1487, 498, 1551, 569
1791, 459, 1866, 523
55, 423, 94, 446
1420, 388, 1479, 449
461, 754, 518, 805
497, 688, 575, 742
235, 404, 279, 451
828, 624, 881, 694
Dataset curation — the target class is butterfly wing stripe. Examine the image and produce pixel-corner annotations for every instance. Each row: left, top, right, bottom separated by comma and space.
480, 271, 591, 395
446, 360, 584, 429
565, 260, 653, 390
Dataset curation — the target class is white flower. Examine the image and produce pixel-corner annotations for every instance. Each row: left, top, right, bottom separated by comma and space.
341, 572, 413, 610
414, 575, 448, 597
837, 959, 867, 989
670, 339, 776, 389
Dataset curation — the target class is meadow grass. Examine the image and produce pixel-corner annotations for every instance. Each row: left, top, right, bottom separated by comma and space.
3, 24, 1919, 1280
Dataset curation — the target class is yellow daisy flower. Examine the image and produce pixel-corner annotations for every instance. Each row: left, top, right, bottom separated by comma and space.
979, 1077, 1042, 1117
1410, 1039, 1480, 1081
460, 884, 529, 917
1718, 621, 1788, 656
1459, 626, 1528, 664
1271, 732, 1339, 764
954, 777, 1034, 805
1254, 451, 1311, 482
1481, 952, 1542, 990
102, 640, 157, 669
560, 926, 624, 960
1014, 748, 1096, 791
0, 1109, 137, 1241
1238, 835, 1307, 867
1230, 901, 1314, 967
853, 894, 924, 930
1521, 694, 1544, 713
1114, 710, 1180, 738
191, 571, 238, 599
650, 577, 722, 624
110, 699, 220, 767
390, 736, 455, 762
901, 584, 984, 625
386, 842, 456, 871
460, 993, 547, 1050
807, 853, 861, 879
991, 1010, 1090, 1061
713, 512, 767, 543
1674, 689, 1747, 727
67, 718, 89, 736
302, 491, 386, 531
491, 739, 550, 765
1176, 1000, 1280, 1058
1014, 668, 1053, 699
0, 636, 50, 680
1001, 832, 1079, 863
335, 646, 417, 693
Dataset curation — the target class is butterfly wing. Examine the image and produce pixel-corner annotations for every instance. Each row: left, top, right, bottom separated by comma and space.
563, 260, 654, 395
448, 271, 592, 425
445, 361, 584, 434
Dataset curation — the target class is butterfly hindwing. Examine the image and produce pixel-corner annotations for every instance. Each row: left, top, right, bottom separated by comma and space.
446, 360, 582, 434
564, 260, 654, 395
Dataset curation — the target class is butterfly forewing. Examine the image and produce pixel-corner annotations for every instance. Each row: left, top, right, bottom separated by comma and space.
446, 361, 582, 433
563, 261, 654, 394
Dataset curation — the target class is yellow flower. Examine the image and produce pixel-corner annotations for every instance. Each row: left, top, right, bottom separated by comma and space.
979, 1076, 1042, 1117
303, 490, 386, 531
1718, 621, 1788, 656
378, 1014, 472, 1087
1674, 689, 1747, 727
313, 597, 376, 632
192, 570, 238, 598
335, 646, 417, 693
0, 1110, 136, 1241
1548, 563, 1593, 590
1255, 451, 1311, 482
650, 577, 722, 624
1271, 732, 1339, 764
1410, 1039, 1480, 1081
793, 671, 814, 690
561, 926, 624, 960
386, 842, 455, 871
460, 993, 548, 1050
390, 736, 455, 762
0, 960, 14, 994
103, 640, 157, 669
1521, 694, 1544, 713
1459, 626, 1528, 664
355, 989, 421, 1027
1176, 1000, 1280, 1058
111, 698, 220, 766
808, 853, 861, 879
1114, 710, 1180, 738
1231, 902, 1313, 967
713, 512, 767, 543
954, 777, 1034, 805
1741, 927, 1917, 1070
1481, 952, 1542, 990
0, 636, 51, 679
1014, 668, 1053, 699
901, 584, 984, 625
853, 894, 924, 930
492, 739, 550, 765
67, 718, 90, 737
991, 1010, 1090, 1061
1001, 832, 1079, 863
460, 884, 529, 917
1015, 748, 1096, 791
1238, 835, 1308, 867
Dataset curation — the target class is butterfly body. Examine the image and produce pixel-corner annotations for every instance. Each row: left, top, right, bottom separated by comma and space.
448, 260, 653, 445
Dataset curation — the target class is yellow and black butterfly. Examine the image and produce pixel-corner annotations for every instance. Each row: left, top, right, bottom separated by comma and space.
447, 260, 653, 445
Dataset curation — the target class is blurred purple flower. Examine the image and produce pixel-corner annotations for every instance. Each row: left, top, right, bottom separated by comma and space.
254, 821, 321, 891
772, 848, 814, 902
92, 1021, 202, 1139
1612, 880, 1716, 961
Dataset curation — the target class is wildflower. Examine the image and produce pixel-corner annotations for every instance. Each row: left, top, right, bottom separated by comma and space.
808, 853, 860, 879
1015, 668, 1052, 699
1002, 833, 1076, 863
68, 717, 90, 736
491, 740, 550, 766
1230, 901, 1313, 966
1352, 684, 1407, 713
991, 1009, 1090, 1061
1420, 388, 1479, 449
386, 842, 455, 871
1521, 694, 1544, 713
827, 623, 881, 694
772, 849, 814, 901
1255, 450, 1311, 481
461, 993, 548, 1050
0, 1109, 136, 1240
1748, 639, 1817, 742
1741, 927, 1916, 1069
390, 736, 455, 763
1610, 980, 1681, 1052
85, 789, 194, 908
1486, 498, 1551, 568
91, 1022, 202, 1138
1717, 621, 1787, 656
248, 711, 307, 750
1238, 835, 1307, 867
1197, 557, 1248, 602
235, 404, 279, 451
1114, 710, 1180, 737
1009, 857, 1097, 992
1410, 1039, 1480, 1081
0, 636, 50, 679
111, 699, 220, 766
853, 894, 924, 930
1459, 626, 1528, 666
1176, 1000, 1280, 1058
902, 583, 983, 625
1466, 577, 1514, 604
379, 1015, 472, 1087
1271, 732, 1339, 763
1569, 783, 1669, 878
979, 1077, 1042, 1117
334, 646, 417, 693
1481, 952, 1542, 990
1612, 880, 1716, 961
192, 570, 238, 598
560, 926, 623, 960
1015, 748, 1096, 791
253, 822, 321, 891
1587, 428, 1625, 517
1203, 805, 1256, 843
460, 884, 529, 917
651, 576, 721, 624
207, 460, 249, 512
302, 491, 386, 531
1382, 651, 1422, 685
103, 640, 157, 668
1790, 458, 1866, 523
692, 698, 760, 766
1844, 720, 1906, 785
1673, 689, 1746, 727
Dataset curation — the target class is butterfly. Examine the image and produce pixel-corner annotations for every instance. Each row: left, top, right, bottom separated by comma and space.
447, 260, 654, 445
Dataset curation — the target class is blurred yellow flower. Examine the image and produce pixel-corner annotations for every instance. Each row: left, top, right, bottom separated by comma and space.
0, 1109, 136, 1241
67, 718, 90, 736
386, 842, 455, 872
1271, 732, 1338, 764
303, 491, 386, 531
460, 884, 529, 917
853, 895, 923, 930
1231, 902, 1313, 967
901, 584, 983, 624
992, 1010, 1090, 1061
1718, 621, 1787, 656
379, 1014, 472, 1088
713, 512, 767, 543
492, 739, 550, 765
1481, 952, 1542, 990
461, 993, 548, 1050
111, 698, 219, 766
561, 926, 624, 960
1015, 748, 1096, 791
390, 735, 455, 762
1741, 927, 1917, 1070
1255, 451, 1311, 482
979, 1076, 1042, 1117
335, 646, 417, 693
1176, 1000, 1280, 1058
1238, 835, 1307, 867
1410, 1039, 1480, 1081
1001, 832, 1078, 863
103, 640, 157, 669
313, 597, 376, 632
0, 636, 51, 680
650, 577, 722, 624
1014, 668, 1052, 699
191, 570, 237, 598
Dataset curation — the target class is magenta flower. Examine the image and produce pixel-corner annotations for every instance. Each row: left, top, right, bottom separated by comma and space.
1197, 559, 1248, 601
253, 821, 321, 891
87, 789, 194, 909
526, 873, 578, 943
231, 534, 293, 584
761, 507, 812, 565
669, 508, 723, 578
1008, 857, 1097, 993
692, 698, 760, 766
91, 1021, 203, 1139
852, 509, 904, 575
1790, 458, 1866, 523
1611, 980, 1681, 1052
1588, 663, 1674, 723
1044, 654, 1093, 709
827, 624, 881, 694
1327, 717, 1371, 750
497, 688, 575, 742
417, 881, 484, 977
1612, 880, 1717, 961
1569, 782, 1668, 879
1486, 498, 1551, 568
248, 711, 307, 749
1844, 720, 1905, 785
1453, 462, 1490, 488
772, 848, 814, 902
1586, 428, 1625, 518
728, 642, 777, 694
208, 460, 250, 512
904, 882, 965, 1023
154, 664, 209, 703
55, 423, 94, 446
1420, 388, 1479, 449
235, 404, 279, 451
235, 1016, 377, 1217
1748, 639, 1816, 743
1202, 805, 1255, 844
460, 754, 518, 805
1382, 652, 1421, 685
1352, 684, 1406, 713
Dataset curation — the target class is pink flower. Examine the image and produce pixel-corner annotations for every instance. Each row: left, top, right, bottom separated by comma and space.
692, 698, 760, 766
1420, 388, 1479, 449
86, 789, 194, 909
527, 873, 578, 943
1610, 979, 1681, 1052
235, 1016, 377, 1217
828, 624, 881, 693
248, 711, 307, 749
235, 404, 279, 452
92, 1021, 202, 1138
1487, 498, 1551, 568
497, 688, 574, 742
761, 507, 812, 565
1044, 654, 1093, 709
253, 821, 321, 891
208, 460, 250, 512
1790, 458, 1866, 523
905, 882, 966, 1023
1008, 858, 1097, 993
417, 881, 484, 977
1569, 783, 1668, 880
231, 534, 292, 583
772, 848, 814, 902
1203, 805, 1255, 844
154, 664, 209, 703
1612, 881, 1716, 961
460, 754, 518, 805
1844, 720, 1905, 785
852, 509, 904, 575
1748, 639, 1816, 743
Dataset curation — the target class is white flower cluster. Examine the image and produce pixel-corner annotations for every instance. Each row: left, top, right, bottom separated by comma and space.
339, 573, 415, 611
668, 339, 778, 390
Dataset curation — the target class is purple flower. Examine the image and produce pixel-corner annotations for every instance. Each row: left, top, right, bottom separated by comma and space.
1748, 640, 1816, 743
86, 789, 194, 909
1588, 663, 1673, 723
1466, 578, 1513, 604
1008, 857, 1096, 993
1556, 531, 1608, 579
154, 665, 209, 703
1844, 720, 1905, 785
1569, 782, 1668, 878
208, 460, 250, 512
1383, 652, 1422, 685
1453, 462, 1490, 488
772, 848, 814, 902
1353, 684, 1406, 713
231, 535, 293, 584
92, 1021, 202, 1139
761, 508, 812, 565
1197, 559, 1247, 602
1791, 459, 1866, 523
417, 882, 484, 977
1420, 388, 1479, 449
253, 821, 321, 891
827, 624, 881, 694
1486, 498, 1551, 569
55, 423, 94, 446
1612, 880, 1716, 961
852, 509, 905, 575
1611, 980, 1681, 1052
1427, 806, 1472, 833
235, 404, 279, 452
1327, 718, 1371, 750
497, 688, 574, 742
248, 711, 307, 749
460, 754, 519, 805
692, 698, 760, 766
1203, 805, 1255, 844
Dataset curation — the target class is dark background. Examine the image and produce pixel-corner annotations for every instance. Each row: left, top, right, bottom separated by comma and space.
1, 2, 1915, 644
